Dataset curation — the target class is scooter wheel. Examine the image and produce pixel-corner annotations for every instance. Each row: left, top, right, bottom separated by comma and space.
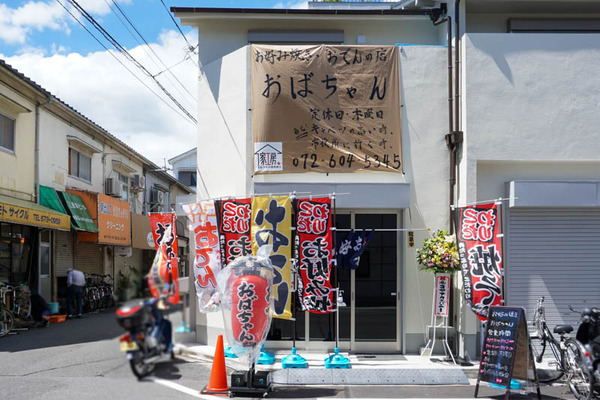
129, 352, 154, 379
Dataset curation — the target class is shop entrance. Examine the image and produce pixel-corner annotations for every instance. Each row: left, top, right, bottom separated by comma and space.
305, 211, 401, 351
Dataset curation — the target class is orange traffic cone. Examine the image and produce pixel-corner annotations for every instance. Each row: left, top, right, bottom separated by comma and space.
201, 334, 229, 396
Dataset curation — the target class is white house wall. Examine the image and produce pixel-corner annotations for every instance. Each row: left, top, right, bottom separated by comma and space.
465, 33, 600, 202
195, 21, 452, 351
0, 85, 36, 200
38, 109, 103, 193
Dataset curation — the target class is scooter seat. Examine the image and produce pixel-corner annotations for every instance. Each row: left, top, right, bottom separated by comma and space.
554, 325, 573, 335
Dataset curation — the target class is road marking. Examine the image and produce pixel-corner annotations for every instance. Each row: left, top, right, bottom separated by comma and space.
146, 376, 215, 399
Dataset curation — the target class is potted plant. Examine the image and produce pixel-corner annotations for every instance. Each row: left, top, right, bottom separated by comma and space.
416, 229, 460, 274
117, 268, 133, 302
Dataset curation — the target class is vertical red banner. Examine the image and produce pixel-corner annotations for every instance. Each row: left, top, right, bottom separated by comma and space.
454, 203, 503, 322
295, 197, 334, 313
148, 213, 180, 304
216, 198, 253, 266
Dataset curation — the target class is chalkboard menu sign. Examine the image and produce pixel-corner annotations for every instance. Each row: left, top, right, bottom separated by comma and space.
475, 306, 540, 400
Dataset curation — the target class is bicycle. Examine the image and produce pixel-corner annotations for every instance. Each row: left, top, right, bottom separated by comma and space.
0, 287, 15, 338
530, 296, 574, 382
0, 282, 32, 320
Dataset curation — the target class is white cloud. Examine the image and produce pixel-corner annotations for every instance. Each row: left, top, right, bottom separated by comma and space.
273, 1, 308, 9
2, 30, 198, 166
0, 1, 70, 44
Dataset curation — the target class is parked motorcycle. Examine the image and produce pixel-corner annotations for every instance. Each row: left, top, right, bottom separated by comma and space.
116, 295, 173, 379
567, 305, 600, 400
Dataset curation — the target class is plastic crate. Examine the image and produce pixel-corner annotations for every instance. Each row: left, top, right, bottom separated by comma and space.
49, 314, 66, 323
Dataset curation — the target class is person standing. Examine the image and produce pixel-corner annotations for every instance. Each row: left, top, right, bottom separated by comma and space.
67, 268, 86, 318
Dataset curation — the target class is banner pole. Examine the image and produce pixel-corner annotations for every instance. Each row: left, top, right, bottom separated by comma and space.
497, 198, 506, 305
332, 193, 339, 349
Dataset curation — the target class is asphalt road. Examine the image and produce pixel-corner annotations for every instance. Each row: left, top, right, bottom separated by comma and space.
0, 307, 578, 400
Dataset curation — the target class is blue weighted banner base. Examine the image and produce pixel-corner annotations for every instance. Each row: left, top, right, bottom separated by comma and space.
257, 344, 275, 365
488, 379, 522, 390
224, 345, 238, 358
324, 347, 351, 369
282, 347, 308, 369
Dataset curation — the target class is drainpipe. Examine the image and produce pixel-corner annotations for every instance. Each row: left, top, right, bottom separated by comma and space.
35, 96, 52, 203
446, 0, 464, 234
432, 11, 460, 233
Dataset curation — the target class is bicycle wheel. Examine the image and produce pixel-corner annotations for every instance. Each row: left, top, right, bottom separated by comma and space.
564, 339, 594, 400
531, 326, 564, 382
0, 306, 15, 338
18, 297, 31, 320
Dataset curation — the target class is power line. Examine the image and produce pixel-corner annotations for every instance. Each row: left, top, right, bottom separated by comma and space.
65, 0, 197, 124
107, 0, 197, 105
159, 0, 195, 52
55, 0, 194, 125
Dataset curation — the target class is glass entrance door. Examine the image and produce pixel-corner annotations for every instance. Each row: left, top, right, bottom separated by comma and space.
354, 213, 398, 347
328, 212, 401, 351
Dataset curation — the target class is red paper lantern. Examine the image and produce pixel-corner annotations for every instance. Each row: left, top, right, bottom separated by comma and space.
231, 275, 269, 344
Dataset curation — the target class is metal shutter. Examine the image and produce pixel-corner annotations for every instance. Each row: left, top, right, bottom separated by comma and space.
506, 208, 600, 331
74, 243, 103, 274
55, 231, 74, 276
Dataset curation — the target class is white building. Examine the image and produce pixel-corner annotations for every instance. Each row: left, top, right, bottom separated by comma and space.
173, 0, 600, 358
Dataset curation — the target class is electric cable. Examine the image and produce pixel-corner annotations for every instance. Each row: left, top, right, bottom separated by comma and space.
56, 0, 194, 125
107, 0, 197, 105
66, 0, 197, 124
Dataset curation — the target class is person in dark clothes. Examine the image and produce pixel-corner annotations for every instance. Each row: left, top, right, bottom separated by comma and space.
31, 292, 50, 328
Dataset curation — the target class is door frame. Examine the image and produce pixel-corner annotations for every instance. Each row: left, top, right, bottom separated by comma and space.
300, 209, 403, 352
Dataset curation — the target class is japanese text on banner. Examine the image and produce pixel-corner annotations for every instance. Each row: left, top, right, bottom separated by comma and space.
454, 203, 503, 322
295, 197, 335, 313
183, 201, 222, 312
251, 196, 293, 319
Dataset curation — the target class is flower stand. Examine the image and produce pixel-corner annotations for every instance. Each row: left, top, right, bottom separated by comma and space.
421, 273, 456, 364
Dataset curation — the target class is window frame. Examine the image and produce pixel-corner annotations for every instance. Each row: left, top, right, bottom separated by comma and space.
0, 112, 16, 153
68, 147, 92, 183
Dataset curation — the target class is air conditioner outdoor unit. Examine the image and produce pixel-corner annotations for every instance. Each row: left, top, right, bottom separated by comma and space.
105, 178, 122, 197
131, 174, 146, 190
151, 188, 164, 204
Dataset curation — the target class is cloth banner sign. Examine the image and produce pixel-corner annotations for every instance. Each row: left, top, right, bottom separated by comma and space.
251, 196, 293, 319
147, 224, 180, 305
295, 197, 334, 313
434, 273, 450, 317
148, 213, 179, 304
251, 44, 402, 174
216, 198, 253, 266
336, 229, 374, 270
454, 203, 503, 322
182, 201, 222, 312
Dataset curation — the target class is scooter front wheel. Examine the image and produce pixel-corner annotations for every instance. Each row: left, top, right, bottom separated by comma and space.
129, 351, 155, 380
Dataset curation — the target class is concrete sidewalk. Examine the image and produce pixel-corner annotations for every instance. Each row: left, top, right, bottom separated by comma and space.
175, 342, 479, 384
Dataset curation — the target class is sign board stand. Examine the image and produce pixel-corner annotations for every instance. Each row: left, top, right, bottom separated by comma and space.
421, 273, 456, 364
474, 306, 541, 400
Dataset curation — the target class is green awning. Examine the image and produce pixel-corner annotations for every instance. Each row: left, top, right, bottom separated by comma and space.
39, 185, 67, 214
56, 191, 98, 233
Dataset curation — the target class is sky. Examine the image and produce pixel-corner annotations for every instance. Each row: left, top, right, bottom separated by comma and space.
0, 0, 307, 168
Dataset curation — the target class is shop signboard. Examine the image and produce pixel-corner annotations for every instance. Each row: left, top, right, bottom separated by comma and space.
71, 190, 131, 245
251, 44, 401, 174
0, 193, 70, 231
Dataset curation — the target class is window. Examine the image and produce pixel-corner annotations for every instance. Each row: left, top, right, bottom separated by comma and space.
0, 113, 15, 152
118, 172, 129, 202
69, 148, 91, 181
179, 170, 197, 187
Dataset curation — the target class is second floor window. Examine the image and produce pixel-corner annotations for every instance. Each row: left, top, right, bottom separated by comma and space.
118, 172, 129, 202
179, 170, 196, 187
69, 148, 91, 181
0, 113, 15, 152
